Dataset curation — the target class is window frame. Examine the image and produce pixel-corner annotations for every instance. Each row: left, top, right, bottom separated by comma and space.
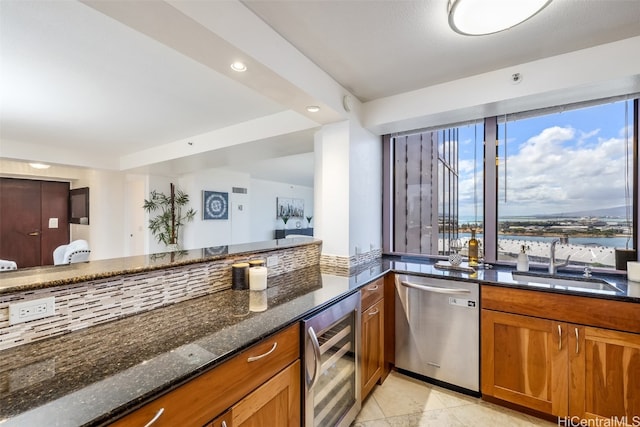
383, 97, 640, 274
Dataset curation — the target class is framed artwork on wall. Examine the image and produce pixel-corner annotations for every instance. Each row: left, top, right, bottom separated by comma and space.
276, 197, 304, 218
203, 191, 229, 220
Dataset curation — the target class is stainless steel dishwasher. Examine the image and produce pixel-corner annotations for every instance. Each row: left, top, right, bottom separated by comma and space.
395, 274, 479, 393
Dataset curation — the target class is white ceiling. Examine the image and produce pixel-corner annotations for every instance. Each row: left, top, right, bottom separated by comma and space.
1, 0, 639, 185
244, 0, 640, 102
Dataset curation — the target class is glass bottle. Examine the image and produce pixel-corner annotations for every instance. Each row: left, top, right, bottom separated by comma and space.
468, 229, 479, 266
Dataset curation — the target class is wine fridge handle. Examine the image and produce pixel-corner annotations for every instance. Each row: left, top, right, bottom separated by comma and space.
307, 326, 322, 391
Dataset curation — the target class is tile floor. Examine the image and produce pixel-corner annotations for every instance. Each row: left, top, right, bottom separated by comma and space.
352, 372, 558, 427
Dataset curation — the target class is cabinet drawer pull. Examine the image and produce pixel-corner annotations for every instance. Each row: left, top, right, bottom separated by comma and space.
558, 325, 562, 351
368, 308, 379, 316
221, 421, 227, 427
143, 408, 164, 427
247, 342, 277, 362
575, 328, 579, 354
367, 285, 379, 291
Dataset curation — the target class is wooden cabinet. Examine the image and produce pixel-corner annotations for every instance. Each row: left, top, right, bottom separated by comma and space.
231, 360, 300, 427
361, 278, 385, 400
569, 326, 640, 422
110, 323, 300, 427
481, 310, 568, 416
482, 285, 640, 421
205, 410, 232, 427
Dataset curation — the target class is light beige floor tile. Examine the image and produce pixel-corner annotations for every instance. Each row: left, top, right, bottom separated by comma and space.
356, 395, 387, 422
525, 414, 558, 426
448, 401, 542, 426
427, 384, 480, 409
351, 419, 392, 427
371, 372, 446, 418
384, 408, 467, 427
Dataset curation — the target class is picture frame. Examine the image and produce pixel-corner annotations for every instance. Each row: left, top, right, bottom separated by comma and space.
276, 197, 304, 218
203, 191, 229, 220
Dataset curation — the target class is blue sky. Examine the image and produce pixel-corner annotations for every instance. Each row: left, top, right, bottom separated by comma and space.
456, 99, 633, 220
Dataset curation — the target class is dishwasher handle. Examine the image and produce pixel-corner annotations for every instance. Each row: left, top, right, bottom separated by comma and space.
400, 280, 471, 294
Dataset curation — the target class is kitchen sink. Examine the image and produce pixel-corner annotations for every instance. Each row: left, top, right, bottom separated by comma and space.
511, 271, 623, 293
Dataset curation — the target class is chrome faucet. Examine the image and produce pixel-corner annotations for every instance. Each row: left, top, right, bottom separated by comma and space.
549, 239, 570, 275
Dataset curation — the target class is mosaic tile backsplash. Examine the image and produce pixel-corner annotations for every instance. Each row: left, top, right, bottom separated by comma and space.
0, 244, 320, 351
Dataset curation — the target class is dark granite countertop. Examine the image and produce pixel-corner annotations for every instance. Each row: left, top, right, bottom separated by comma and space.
387, 256, 640, 303
0, 238, 321, 295
1, 256, 638, 426
0, 263, 386, 427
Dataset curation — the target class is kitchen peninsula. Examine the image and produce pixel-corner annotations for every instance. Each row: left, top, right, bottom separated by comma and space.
1, 241, 639, 426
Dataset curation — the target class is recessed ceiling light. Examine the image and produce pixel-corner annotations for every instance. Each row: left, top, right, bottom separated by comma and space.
306, 106, 320, 113
29, 162, 50, 169
230, 61, 247, 72
448, 0, 552, 36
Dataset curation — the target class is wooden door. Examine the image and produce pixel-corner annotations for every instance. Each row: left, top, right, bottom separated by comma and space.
362, 298, 384, 399
570, 326, 640, 423
0, 178, 69, 267
481, 310, 568, 416
232, 361, 300, 427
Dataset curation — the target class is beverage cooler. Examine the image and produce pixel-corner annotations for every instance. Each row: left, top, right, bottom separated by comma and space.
302, 291, 361, 427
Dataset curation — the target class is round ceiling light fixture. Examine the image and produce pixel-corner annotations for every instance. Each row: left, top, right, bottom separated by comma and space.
230, 61, 247, 72
306, 106, 320, 113
448, 0, 552, 36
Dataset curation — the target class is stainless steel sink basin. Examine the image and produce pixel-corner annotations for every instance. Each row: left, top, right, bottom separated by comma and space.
511, 271, 623, 293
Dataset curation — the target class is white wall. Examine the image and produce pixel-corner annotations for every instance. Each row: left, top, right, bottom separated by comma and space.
314, 121, 351, 257
71, 169, 126, 261
349, 121, 382, 256
123, 175, 146, 256
142, 169, 315, 253
179, 169, 251, 249
250, 178, 314, 242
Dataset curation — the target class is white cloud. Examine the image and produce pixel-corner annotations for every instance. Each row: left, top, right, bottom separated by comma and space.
458, 124, 630, 218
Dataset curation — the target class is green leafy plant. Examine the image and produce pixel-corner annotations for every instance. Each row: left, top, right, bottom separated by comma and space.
143, 183, 196, 248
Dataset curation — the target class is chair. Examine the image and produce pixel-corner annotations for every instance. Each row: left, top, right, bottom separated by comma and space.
0, 259, 17, 271
53, 240, 91, 265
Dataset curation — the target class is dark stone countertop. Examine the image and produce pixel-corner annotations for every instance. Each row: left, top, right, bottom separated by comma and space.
0, 238, 321, 295
0, 262, 386, 427
1, 256, 638, 426
387, 256, 640, 303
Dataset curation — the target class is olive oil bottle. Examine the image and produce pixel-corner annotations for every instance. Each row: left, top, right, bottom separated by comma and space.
468, 229, 479, 266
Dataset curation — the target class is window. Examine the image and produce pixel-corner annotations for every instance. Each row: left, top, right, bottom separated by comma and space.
384, 96, 639, 272
496, 99, 636, 270
384, 122, 484, 257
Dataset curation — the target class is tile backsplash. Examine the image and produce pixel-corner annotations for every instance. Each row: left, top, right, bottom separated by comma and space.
0, 244, 320, 351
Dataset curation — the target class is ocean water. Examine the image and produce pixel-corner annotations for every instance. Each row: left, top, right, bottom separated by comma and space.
458, 233, 631, 249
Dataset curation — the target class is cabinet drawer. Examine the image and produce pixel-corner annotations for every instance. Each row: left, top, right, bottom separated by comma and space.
110, 323, 300, 427
361, 278, 384, 309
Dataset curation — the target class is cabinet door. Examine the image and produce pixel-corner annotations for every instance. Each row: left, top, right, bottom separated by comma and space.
569, 326, 640, 422
362, 298, 384, 399
232, 360, 300, 427
205, 409, 232, 427
481, 310, 568, 416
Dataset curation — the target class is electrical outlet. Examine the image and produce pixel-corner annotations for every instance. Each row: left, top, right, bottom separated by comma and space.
266, 255, 278, 267
9, 297, 55, 325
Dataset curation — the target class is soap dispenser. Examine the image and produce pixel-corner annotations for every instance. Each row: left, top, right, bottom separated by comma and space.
516, 245, 529, 272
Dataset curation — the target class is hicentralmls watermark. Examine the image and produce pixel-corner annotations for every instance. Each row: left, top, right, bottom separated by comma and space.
558, 416, 640, 427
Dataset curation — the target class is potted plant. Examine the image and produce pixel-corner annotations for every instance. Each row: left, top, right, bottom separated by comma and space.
281, 215, 290, 229
143, 183, 196, 251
